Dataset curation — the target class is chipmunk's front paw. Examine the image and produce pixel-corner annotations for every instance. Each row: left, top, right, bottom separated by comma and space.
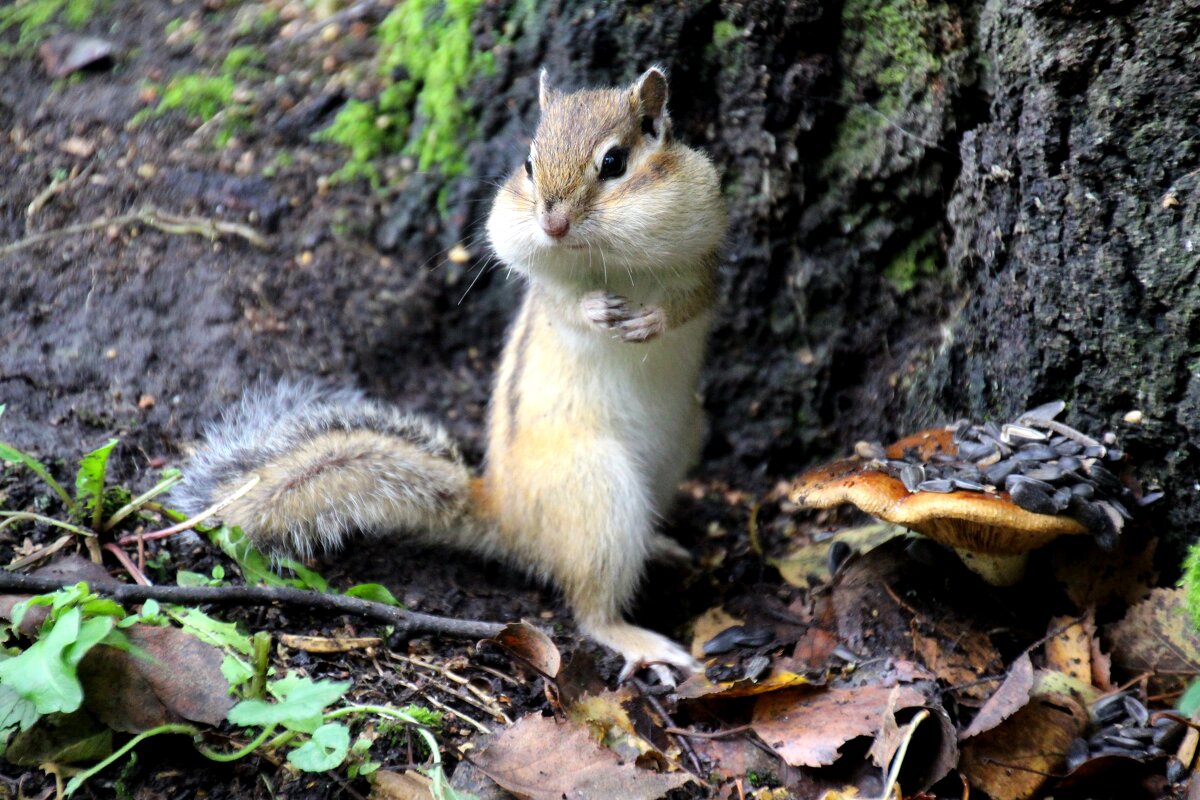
581, 292, 666, 343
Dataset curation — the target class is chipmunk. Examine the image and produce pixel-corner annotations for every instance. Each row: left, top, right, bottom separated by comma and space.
174, 66, 727, 682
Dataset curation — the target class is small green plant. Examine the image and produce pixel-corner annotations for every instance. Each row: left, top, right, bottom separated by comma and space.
0, 0, 102, 53
317, 0, 492, 195
130, 74, 250, 146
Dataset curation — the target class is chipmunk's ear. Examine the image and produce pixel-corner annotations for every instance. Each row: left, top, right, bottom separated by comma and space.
538, 68, 559, 110
634, 66, 669, 139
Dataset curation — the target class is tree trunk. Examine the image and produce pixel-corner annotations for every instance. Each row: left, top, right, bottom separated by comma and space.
1, 0, 1194, 551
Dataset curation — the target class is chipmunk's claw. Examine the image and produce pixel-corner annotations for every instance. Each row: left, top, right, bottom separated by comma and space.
581, 292, 666, 342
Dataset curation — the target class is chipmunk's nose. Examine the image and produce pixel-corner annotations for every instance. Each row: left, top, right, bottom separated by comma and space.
539, 209, 570, 239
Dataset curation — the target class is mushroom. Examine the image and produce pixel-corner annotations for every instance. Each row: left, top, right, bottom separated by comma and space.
788, 428, 1089, 586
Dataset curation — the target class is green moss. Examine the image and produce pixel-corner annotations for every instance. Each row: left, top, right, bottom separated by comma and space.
823, 0, 949, 180
317, 0, 491, 195
712, 19, 739, 49
883, 229, 939, 294
131, 74, 250, 146
0, 0, 103, 53
221, 45, 266, 78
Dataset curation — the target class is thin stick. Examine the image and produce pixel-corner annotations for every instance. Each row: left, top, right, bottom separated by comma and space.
397, 677, 491, 734
116, 475, 260, 544
879, 709, 928, 800
103, 471, 182, 531
103, 543, 151, 586
5, 534, 73, 571
634, 678, 704, 777
0, 572, 506, 640
0, 206, 268, 256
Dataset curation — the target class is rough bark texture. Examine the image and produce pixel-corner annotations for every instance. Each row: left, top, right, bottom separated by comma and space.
1, 0, 1195, 548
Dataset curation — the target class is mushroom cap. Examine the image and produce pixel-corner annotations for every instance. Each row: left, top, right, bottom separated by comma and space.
789, 428, 1088, 556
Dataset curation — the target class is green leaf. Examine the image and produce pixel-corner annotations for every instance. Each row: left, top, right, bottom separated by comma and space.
227, 672, 350, 733
279, 559, 328, 592
210, 525, 296, 588
344, 583, 401, 606
176, 571, 219, 587
1179, 678, 1200, 716
0, 685, 40, 736
0, 440, 75, 511
0, 609, 113, 719
170, 607, 253, 655
288, 722, 350, 771
75, 438, 118, 528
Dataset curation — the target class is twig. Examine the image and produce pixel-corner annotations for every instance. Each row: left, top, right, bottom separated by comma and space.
878, 709, 928, 800
26, 163, 94, 219
633, 678, 704, 777
397, 677, 491, 734
103, 471, 182, 531
0, 206, 268, 256
0, 572, 506, 640
117, 475, 260, 544
663, 724, 753, 740
103, 543, 151, 586
5, 534, 73, 571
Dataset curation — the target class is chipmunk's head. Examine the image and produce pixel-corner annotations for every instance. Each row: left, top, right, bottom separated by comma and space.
488, 66, 725, 283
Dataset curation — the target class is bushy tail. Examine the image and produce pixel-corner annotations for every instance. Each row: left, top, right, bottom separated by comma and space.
172, 381, 480, 558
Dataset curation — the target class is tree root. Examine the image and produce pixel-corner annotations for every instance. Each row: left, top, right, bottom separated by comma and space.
0, 572, 506, 640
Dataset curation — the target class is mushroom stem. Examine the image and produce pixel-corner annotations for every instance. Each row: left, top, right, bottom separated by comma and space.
953, 549, 1029, 586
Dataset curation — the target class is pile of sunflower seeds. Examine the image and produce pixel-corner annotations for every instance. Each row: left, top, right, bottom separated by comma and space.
854, 401, 1159, 548
1066, 692, 1188, 779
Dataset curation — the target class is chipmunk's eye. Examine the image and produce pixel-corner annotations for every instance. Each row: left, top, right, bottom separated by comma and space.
598, 146, 628, 180
524, 157, 533, 179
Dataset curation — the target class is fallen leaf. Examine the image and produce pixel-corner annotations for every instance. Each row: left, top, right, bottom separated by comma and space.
1044, 615, 1092, 685
751, 685, 925, 768
770, 523, 909, 590
486, 621, 561, 680
689, 606, 746, 658
959, 653, 1035, 739
0, 556, 115, 635
38, 35, 115, 77
80, 624, 234, 732
1107, 588, 1200, 695
676, 666, 820, 700
568, 688, 663, 765
470, 714, 692, 800
5, 707, 112, 766
869, 697, 957, 794
370, 770, 432, 799
279, 633, 382, 653
959, 691, 1088, 800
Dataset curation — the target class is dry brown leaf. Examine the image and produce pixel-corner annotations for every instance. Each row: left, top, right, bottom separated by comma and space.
959, 653, 1035, 740
751, 685, 925, 768
487, 621, 561, 680
959, 691, 1088, 800
911, 624, 1004, 703
769, 523, 908, 590
370, 770, 433, 799
568, 688, 663, 765
676, 667, 819, 700
1107, 587, 1200, 695
689, 606, 744, 659
279, 633, 382, 653
868, 695, 957, 792
80, 624, 234, 732
469, 714, 692, 800
1045, 616, 1092, 684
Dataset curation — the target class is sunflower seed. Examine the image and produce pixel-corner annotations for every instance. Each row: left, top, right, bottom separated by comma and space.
1066, 737, 1090, 770
1103, 734, 1148, 749
1019, 400, 1066, 422
1084, 444, 1108, 458
953, 478, 985, 491
1056, 455, 1082, 472
1022, 463, 1064, 482
1070, 482, 1095, 498
1006, 473, 1056, 493
901, 464, 925, 492
1123, 696, 1150, 726
1012, 443, 1060, 462
918, 479, 955, 493
1138, 490, 1164, 506
1104, 432, 1118, 445
1092, 693, 1130, 723
1107, 448, 1125, 461
1010, 481, 1058, 514
1002, 423, 1049, 444
1152, 719, 1185, 749
958, 440, 998, 462
1052, 487, 1073, 510
855, 440, 886, 459
985, 458, 1019, 485
1055, 440, 1084, 456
